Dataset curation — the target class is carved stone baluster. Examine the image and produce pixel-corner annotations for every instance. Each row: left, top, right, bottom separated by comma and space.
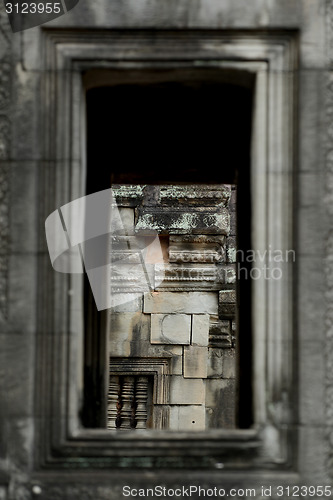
120, 376, 135, 430
135, 376, 149, 429
107, 375, 119, 430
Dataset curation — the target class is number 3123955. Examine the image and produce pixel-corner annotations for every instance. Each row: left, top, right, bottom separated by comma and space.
5, 3, 62, 14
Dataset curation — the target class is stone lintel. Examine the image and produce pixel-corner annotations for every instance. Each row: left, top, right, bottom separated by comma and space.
144, 291, 218, 315
135, 206, 230, 235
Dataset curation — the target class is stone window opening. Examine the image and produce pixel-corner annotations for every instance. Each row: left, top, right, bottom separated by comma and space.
36, 30, 296, 469
81, 68, 254, 432
107, 375, 152, 430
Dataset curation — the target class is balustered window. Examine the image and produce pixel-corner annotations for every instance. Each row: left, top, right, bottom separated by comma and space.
107, 375, 153, 430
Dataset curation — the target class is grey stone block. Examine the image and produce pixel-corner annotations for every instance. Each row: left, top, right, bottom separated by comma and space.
108, 340, 131, 357
154, 264, 222, 292
159, 185, 231, 207
297, 256, 324, 342
299, 340, 325, 426
10, 162, 38, 253
192, 314, 209, 346
226, 237, 237, 263
169, 377, 205, 405
169, 405, 205, 431
207, 348, 236, 380
207, 349, 223, 378
111, 339, 183, 375
298, 172, 323, 207
229, 211, 237, 236
110, 262, 155, 293
205, 379, 236, 429
109, 312, 150, 343
151, 313, 191, 345
298, 206, 324, 257
222, 349, 236, 379
298, 426, 327, 482
229, 188, 237, 210
169, 240, 225, 264
3, 417, 34, 470
215, 265, 236, 284
144, 292, 218, 314
118, 207, 135, 234
184, 346, 208, 379
1, 335, 34, 418
218, 290, 237, 319
298, 71, 326, 173
135, 206, 230, 235
169, 235, 226, 245
8, 254, 37, 334
110, 293, 143, 312
112, 184, 145, 207
145, 345, 183, 375
209, 316, 232, 348
11, 68, 41, 160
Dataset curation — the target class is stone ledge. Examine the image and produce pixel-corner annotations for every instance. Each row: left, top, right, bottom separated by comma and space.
135, 207, 230, 235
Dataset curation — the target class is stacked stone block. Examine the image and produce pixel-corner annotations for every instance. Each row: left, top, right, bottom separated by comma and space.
108, 185, 237, 430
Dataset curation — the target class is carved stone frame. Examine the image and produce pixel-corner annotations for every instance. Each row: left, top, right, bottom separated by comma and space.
109, 357, 170, 429
36, 30, 297, 472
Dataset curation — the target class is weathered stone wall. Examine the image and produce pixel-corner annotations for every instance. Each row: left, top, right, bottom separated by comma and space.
0, 0, 332, 498
108, 184, 237, 430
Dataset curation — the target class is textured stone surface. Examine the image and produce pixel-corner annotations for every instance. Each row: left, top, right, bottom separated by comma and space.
205, 379, 236, 429
218, 290, 237, 319
169, 405, 206, 431
135, 206, 230, 235
169, 241, 225, 264
222, 349, 236, 379
184, 346, 208, 378
110, 261, 155, 292
144, 292, 218, 314
2, 2, 330, 491
159, 185, 231, 206
200, 346, 238, 383
109, 312, 150, 343
118, 207, 135, 234
226, 237, 237, 263
209, 317, 232, 348
207, 349, 223, 378
110, 293, 143, 312
112, 184, 145, 207
215, 265, 236, 284
169, 377, 205, 405
155, 264, 222, 291
192, 314, 210, 346
150, 313, 191, 345
114, 340, 183, 374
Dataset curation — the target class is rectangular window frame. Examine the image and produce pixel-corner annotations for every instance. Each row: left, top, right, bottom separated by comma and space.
36, 29, 297, 471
